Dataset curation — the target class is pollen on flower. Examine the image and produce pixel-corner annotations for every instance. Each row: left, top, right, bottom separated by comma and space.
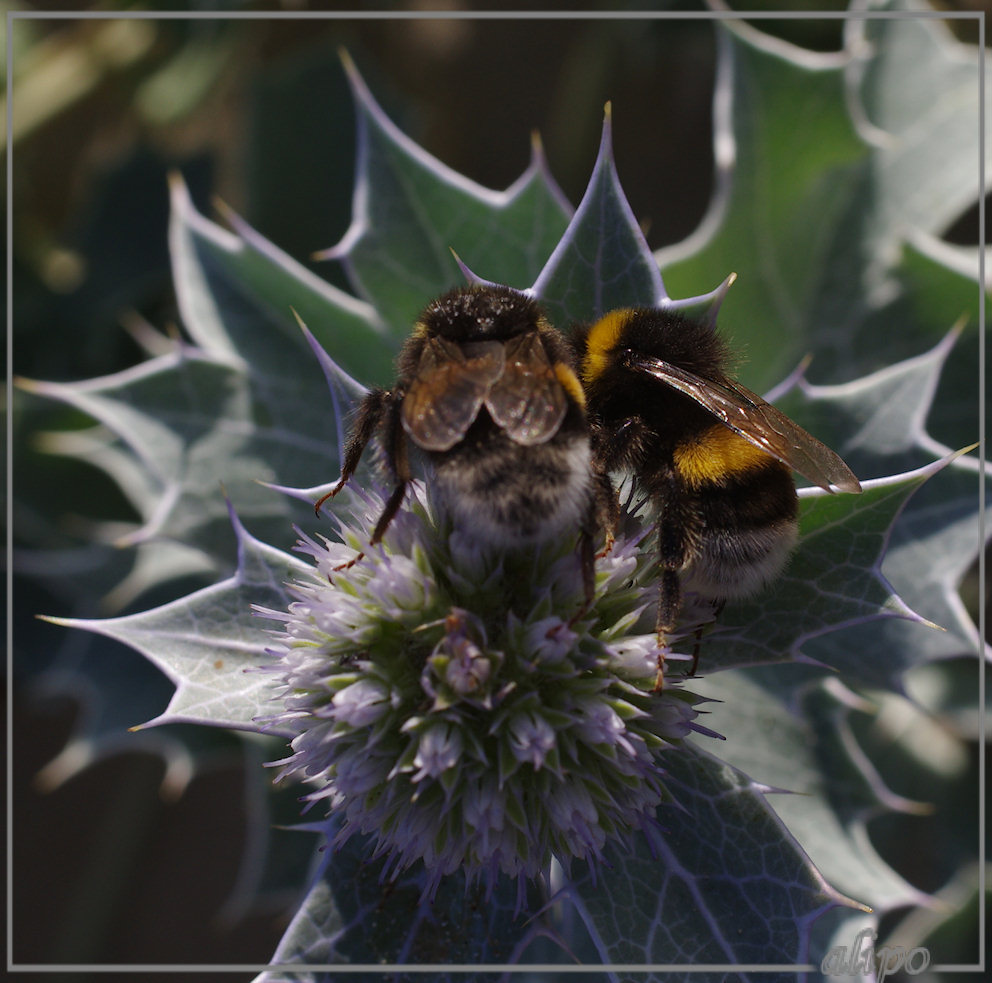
254, 482, 712, 892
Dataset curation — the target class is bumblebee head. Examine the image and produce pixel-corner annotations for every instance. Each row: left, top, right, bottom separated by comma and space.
419, 285, 545, 343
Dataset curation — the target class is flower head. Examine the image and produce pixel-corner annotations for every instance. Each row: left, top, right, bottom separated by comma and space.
256, 482, 713, 892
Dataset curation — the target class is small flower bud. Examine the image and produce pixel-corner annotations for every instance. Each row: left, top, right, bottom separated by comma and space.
413, 723, 463, 781
507, 713, 557, 769
332, 678, 390, 727
525, 617, 578, 665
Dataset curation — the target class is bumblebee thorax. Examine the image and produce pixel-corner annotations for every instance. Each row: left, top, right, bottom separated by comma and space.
580, 307, 729, 386
418, 285, 544, 343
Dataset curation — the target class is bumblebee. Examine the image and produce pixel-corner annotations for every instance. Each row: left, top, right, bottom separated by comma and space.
573, 307, 861, 678
317, 285, 607, 596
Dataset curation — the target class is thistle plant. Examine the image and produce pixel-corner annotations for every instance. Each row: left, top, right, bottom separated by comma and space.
254, 480, 712, 893
13, 5, 986, 979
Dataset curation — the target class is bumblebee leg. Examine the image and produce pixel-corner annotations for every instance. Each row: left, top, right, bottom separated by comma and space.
648, 561, 680, 692
369, 395, 412, 546
315, 387, 392, 516
567, 482, 607, 627
689, 627, 703, 677
569, 528, 596, 615
656, 567, 683, 636
593, 465, 620, 558
653, 475, 701, 690
653, 647, 667, 693
593, 416, 648, 474
323, 389, 406, 573
689, 598, 726, 676
653, 567, 684, 691
368, 483, 408, 545
579, 499, 598, 606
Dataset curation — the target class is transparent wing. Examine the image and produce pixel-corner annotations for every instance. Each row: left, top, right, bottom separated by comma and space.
485, 332, 567, 446
624, 352, 861, 493
402, 338, 505, 451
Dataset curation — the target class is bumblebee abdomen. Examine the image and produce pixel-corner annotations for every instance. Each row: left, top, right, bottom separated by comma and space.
683, 461, 799, 600
431, 417, 592, 546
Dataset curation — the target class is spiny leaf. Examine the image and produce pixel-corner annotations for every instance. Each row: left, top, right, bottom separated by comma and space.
657, 24, 866, 390
700, 454, 958, 680
802, 462, 987, 687
851, 5, 987, 269
169, 176, 391, 383
531, 104, 667, 325
44, 506, 310, 732
659, 9, 988, 391
327, 51, 572, 337
567, 742, 860, 976
529, 104, 738, 330
686, 671, 930, 917
777, 325, 966, 481
254, 831, 543, 980
764, 326, 986, 681
22, 179, 379, 586
24, 350, 316, 577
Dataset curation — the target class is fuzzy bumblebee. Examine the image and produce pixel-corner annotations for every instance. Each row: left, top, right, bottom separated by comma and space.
317, 285, 613, 597
572, 307, 861, 678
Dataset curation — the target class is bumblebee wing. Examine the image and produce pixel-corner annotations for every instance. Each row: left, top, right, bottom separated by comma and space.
624, 352, 861, 493
402, 337, 505, 451
485, 332, 567, 445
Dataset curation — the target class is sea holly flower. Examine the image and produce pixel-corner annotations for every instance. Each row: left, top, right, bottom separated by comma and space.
254, 479, 707, 892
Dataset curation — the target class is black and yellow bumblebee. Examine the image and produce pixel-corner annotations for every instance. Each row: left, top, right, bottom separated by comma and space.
317, 285, 611, 597
573, 306, 861, 679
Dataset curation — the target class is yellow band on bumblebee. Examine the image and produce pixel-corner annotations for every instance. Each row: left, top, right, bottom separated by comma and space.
674, 424, 772, 487
581, 309, 636, 384
554, 362, 586, 409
